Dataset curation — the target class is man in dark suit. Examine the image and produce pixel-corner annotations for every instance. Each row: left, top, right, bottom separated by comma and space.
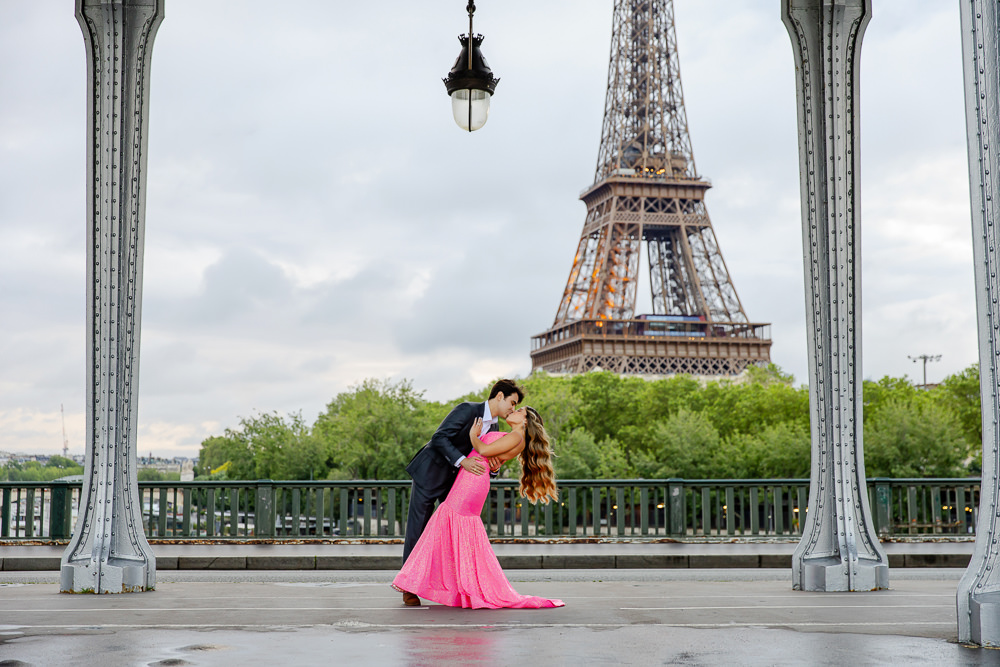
399, 378, 524, 606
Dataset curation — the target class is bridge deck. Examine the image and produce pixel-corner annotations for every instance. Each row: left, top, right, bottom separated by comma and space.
0, 570, 988, 664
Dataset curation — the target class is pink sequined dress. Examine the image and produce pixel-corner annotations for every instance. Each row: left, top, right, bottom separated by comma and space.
393, 432, 564, 609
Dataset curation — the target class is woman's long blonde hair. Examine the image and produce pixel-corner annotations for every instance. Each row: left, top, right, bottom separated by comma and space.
518, 407, 558, 504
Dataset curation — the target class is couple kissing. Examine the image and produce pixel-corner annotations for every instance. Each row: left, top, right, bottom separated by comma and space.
393, 379, 562, 609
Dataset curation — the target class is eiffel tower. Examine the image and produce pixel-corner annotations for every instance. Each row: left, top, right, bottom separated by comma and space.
530, 0, 771, 377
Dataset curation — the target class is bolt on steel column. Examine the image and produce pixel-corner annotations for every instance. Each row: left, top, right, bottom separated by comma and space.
60, 0, 163, 594
781, 0, 888, 592
957, 0, 1000, 646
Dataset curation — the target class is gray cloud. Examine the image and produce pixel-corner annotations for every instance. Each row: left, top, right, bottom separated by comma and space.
0, 1, 980, 456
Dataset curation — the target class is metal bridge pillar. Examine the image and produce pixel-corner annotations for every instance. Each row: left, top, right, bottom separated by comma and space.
60, 0, 163, 594
957, 0, 1000, 646
781, 0, 888, 592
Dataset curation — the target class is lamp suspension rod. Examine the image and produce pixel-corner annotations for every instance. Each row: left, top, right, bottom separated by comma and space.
468, 1, 475, 70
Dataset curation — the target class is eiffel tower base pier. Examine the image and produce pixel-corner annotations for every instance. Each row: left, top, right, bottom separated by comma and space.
531, 318, 771, 376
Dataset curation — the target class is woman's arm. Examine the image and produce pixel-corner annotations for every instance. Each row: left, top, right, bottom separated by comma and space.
469, 418, 524, 457
492, 438, 525, 464
475, 430, 523, 457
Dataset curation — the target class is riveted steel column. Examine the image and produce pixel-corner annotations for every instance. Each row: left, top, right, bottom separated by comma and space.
60, 0, 163, 594
781, 0, 888, 592
957, 0, 1000, 646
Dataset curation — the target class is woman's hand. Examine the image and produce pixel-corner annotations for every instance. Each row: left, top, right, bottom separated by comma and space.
469, 417, 483, 446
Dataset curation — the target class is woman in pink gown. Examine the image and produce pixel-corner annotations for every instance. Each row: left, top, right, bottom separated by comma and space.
392, 406, 563, 609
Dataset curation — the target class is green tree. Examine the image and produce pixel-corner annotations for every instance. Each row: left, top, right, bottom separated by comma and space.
137, 469, 181, 482
595, 436, 633, 478
633, 408, 720, 478
550, 427, 633, 479
521, 372, 583, 443
640, 374, 704, 423
864, 396, 968, 477
197, 411, 320, 480
569, 372, 649, 446
197, 435, 246, 478
697, 369, 809, 440
938, 363, 982, 459
47, 455, 79, 470
313, 378, 433, 479
754, 422, 811, 477
863, 375, 921, 419
191, 361, 987, 481
0, 458, 84, 481
713, 422, 811, 478
552, 427, 601, 479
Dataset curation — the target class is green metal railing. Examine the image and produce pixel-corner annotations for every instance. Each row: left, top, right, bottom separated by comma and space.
0, 478, 981, 541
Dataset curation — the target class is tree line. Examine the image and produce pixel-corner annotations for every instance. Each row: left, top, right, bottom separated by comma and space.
194, 363, 983, 481
0, 457, 181, 482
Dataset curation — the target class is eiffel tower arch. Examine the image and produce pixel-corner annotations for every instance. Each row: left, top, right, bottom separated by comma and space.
531, 0, 771, 377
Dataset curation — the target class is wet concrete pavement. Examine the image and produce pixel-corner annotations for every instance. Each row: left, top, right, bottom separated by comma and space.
0, 569, 993, 665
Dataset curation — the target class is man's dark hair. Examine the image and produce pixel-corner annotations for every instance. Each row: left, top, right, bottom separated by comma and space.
489, 378, 524, 404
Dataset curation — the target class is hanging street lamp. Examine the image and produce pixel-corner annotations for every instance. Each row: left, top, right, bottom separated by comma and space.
443, 1, 499, 132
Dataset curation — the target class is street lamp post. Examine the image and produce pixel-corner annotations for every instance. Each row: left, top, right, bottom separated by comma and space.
907, 354, 942, 387
443, 1, 499, 132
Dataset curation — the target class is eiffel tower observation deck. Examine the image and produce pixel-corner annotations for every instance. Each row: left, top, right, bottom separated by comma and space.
531, 0, 771, 377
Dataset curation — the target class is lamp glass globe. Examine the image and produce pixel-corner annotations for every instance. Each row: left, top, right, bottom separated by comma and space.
451, 89, 491, 132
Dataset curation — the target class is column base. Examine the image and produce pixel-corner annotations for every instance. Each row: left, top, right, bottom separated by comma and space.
60, 557, 155, 594
968, 592, 1000, 646
793, 556, 888, 592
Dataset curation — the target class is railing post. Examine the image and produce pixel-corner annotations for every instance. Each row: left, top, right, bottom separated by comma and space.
725, 486, 735, 536
25, 489, 35, 538
255, 480, 275, 538
667, 480, 685, 537
1, 487, 10, 538
385, 487, 395, 537
48, 481, 73, 540
182, 488, 192, 537
640, 487, 649, 536
566, 487, 575, 537
616, 486, 625, 537
872, 480, 892, 539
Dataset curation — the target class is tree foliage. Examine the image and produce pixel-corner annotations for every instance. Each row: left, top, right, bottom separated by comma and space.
0, 455, 83, 482
313, 378, 435, 480
192, 363, 983, 480
195, 411, 321, 480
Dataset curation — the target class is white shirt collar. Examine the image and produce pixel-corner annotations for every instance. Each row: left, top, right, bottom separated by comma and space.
483, 400, 497, 425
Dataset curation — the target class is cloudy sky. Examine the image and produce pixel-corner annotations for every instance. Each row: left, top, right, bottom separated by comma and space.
0, 1, 975, 458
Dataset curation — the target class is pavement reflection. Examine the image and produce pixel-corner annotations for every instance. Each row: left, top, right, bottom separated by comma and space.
0, 569, 992, 665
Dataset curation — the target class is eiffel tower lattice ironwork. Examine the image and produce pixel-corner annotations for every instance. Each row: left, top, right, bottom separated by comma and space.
530, 0, 771, 376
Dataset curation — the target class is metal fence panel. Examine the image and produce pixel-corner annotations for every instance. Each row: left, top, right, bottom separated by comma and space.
0, 478, 983, 541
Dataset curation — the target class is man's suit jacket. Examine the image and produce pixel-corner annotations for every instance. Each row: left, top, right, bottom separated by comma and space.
406, 401, 500, 498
